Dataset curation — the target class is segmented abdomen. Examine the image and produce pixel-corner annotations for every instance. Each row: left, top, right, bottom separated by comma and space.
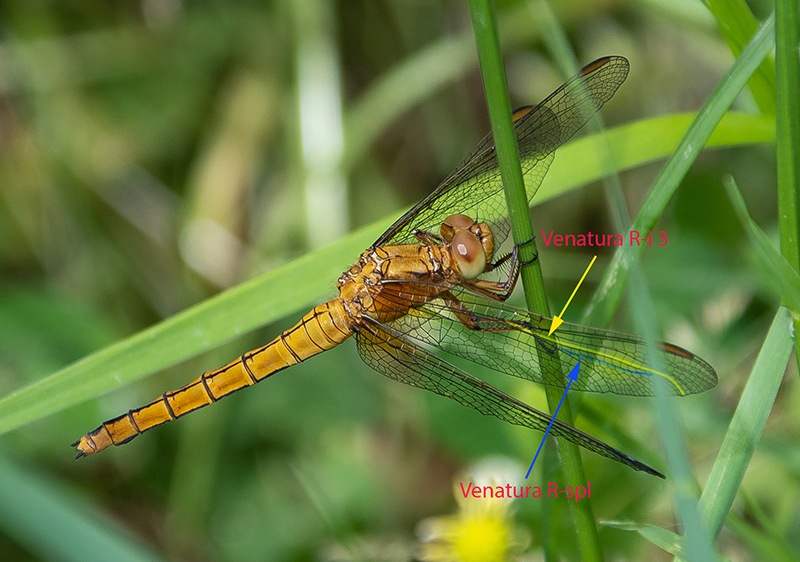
73, 300, 353, 457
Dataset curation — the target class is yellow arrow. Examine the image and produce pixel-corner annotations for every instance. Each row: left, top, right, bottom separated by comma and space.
549, 255, 597, 335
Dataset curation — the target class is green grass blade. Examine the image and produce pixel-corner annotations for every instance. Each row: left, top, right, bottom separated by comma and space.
538, 112, 773, 205
775, 0, 800, 271
775, 0, 800, 363
603, 521, 726, 561
607, 508, 798, 562
699, 307, 794, 537
706, 0, 776, 114
583, 13, 776, 327
725, 177, 800, 312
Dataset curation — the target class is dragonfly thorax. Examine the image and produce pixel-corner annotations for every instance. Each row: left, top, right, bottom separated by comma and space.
440, 214, 494, 280
336, 259, 380, 319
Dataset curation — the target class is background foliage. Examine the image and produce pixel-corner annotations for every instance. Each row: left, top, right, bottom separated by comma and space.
0, 1, 796, 560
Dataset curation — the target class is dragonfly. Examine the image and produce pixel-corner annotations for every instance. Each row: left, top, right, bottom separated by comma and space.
73, 56, 717, 478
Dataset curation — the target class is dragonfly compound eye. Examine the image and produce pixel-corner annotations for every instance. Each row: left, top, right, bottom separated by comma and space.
440, 214, 476, 242
450, 229, 486, 279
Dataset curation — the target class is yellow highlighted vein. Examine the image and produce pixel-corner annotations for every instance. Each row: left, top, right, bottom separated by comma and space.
534, 328, 686, 396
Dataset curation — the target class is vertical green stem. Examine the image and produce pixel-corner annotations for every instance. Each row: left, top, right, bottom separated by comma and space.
775, 0, 800, 363
466, 1, 602, 559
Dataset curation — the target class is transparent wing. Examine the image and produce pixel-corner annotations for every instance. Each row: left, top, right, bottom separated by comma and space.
355, 316, 664, 478
372, 285, 717, 397
374, 56, 630, 248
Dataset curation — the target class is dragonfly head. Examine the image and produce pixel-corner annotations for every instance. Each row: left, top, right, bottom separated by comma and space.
440, 214, 494, 280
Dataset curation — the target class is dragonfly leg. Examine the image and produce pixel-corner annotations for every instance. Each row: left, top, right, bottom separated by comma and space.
440, 290, 532, 334
486, 234, 537, 271
515, 235, 539, 266
440, 290, 483, 329
441, 290, 518, 331
464, 245, 527, 302
461, 278, 517, 302
468, 234, 540, 301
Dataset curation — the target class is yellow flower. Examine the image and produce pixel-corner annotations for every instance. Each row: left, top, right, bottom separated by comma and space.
417, 473, 530, 562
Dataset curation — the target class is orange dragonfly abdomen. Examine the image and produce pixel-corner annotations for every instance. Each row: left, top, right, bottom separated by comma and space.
73, 300, 353, 457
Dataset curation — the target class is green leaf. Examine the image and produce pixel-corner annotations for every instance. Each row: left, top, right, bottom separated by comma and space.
706, 0, 777, 113
700, 307, 794, 537
583, 13, 776, 327
725, 177, 800, 312
603, 520, 728, 561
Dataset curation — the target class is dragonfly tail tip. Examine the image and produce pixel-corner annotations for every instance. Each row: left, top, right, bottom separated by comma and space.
71, 439, 89, 459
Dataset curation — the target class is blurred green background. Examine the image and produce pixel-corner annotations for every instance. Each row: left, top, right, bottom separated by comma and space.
0, 1, 796, 561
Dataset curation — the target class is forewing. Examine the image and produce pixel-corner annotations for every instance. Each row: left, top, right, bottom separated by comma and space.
355, 316, 663, 477
373, 287, 717, 397
374, 56, 630, 248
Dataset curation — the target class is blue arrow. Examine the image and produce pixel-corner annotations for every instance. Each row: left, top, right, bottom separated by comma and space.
525, 361, 580, 479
